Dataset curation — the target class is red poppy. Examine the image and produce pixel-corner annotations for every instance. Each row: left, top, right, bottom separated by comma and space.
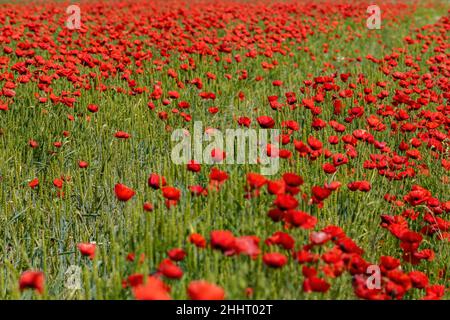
132, 276, 171, 300
28, 178, 39, 189
148, 173, 167, 189
143, 202, 154, 212
303, 276, 331, 293
19, 270, 44, 294
274, 194, 298, 210
158, 259, 183, 279
257, 116, 275, 128
210, 230, 235, 252
187, 160, 201, 172
282, 173, 304, 187
114, 183, 135, 201
247, 173, 267, 189
187, 280, 225, 300
168, 248, 186, 261
77, 242, 96, 260
162, 186, 181, 201
114, 131, 130, 139
87, 104, 99, 113
263, 252, 288, 268
78, 161, 89, 168
189, 233, 206, 248
265, 231, 295, 250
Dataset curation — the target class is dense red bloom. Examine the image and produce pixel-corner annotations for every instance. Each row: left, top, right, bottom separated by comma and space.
404, 185, 431, 206
77, 243, 96, 260
247, 173, 267, 189
347, 181, 371, 192
233, 236, 261, 258
210, 230, 235, 252
187, 160, 201, 172
78, 161, 89, 168
28, 140, 38, 148
114, 183, 135, 201
187, 281, 225, 300
409, 271, 428, 289
267, 180, 286, 195
53, 178, 63, 189
28, 178, 39, 189
303, 277, 331, 293
168, 248, 186, 261
423, 285, 445, 300
311, 186, 332, 204
148, 173, 167, 189
19, 270, 44, 294
265, 231, 295, 250
257, 116, 275, 128
143, 202, 154, 212
282, 173, 304, 187
162, 186, 181, 201
274, 194, 298, 210
158, 259, 183, 279
263, 252, 288, 268
307, 136, 323, 150
189, 233, 206, 248
285, 210, 317, 229
238, 117, 251, 127
114, 131, 130, 139
132, 276, 171, 300
87, 104, 99, 113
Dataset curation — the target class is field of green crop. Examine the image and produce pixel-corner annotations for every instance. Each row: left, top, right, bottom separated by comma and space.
0, 0, 448, 300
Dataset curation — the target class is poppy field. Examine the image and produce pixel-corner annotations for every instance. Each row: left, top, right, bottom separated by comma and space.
0, 0, 449, 300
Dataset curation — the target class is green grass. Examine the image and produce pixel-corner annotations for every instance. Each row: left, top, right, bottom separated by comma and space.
0, 1, 449, 299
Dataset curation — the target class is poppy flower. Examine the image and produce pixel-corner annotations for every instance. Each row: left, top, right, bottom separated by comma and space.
87, 104, 99, 113
114, 131, 130, 139
162, 186, 181, 201
307, 136, 323, 150
265, 231, 295, 250
143, 202, 154, 212
267, 180, 286, 195
233, 236, 261, 258
323, 163, 337, 174
237, 116, 251, 127
158, 259, 183, 279
114, 183, 136, 201
148, 173, 167, 189
285, 210, 317, 229
19, 270, 44, 294
282, 173, 304, 187
274, 194, 298, 210
78, 161, 89, 168
187, 280, 225, 300
77, 242, 96, 260
247, 173, 267, 189
53, 178, 63, 189
423, 285, 445, 300
126, 273, 145, 287
348, 181, 371, 192
257, 116, 275, 128
303, 276, 331, 293
189, 233, 206, 248
210, 230, 235, 252
168, 248, 186, 261
29, 140, 38, 148
187, 160, 201, 172
408, 271, 428, 289
189, 185, 208, 196
263, 252, 288, 268
28, 178, 39, 189
132, 276, 171, 300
